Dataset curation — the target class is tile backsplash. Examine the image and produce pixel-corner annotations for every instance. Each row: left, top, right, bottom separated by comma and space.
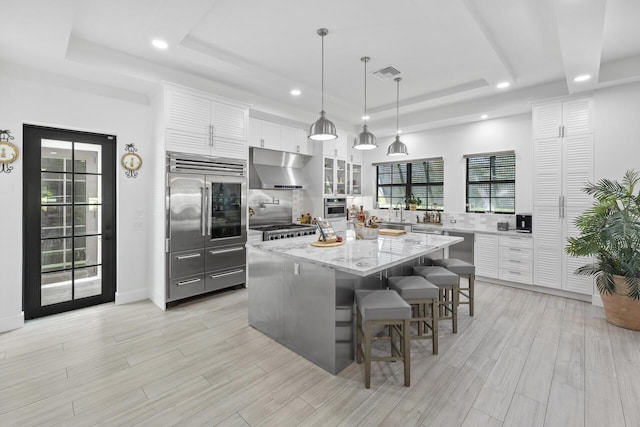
367, 209, 517, 232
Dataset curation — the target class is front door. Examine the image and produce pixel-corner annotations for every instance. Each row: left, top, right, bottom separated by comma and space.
23, 125, 116, 319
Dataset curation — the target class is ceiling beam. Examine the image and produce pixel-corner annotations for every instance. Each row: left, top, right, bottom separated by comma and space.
553, 0, 607, 94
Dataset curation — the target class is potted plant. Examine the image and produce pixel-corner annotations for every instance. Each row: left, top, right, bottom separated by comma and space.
405, 193, 422, 211
565, 169, 640, 330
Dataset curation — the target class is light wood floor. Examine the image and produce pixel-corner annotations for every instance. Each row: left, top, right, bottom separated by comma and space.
1, 281, 639, 427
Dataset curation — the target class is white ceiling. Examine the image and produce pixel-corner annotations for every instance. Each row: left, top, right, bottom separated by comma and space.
2, 0, 640, 136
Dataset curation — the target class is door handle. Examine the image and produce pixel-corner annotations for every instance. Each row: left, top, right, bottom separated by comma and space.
176, 253, 201, 260
209, 269, 244, 279
206, 185, 212, 236
177, 278, 201, 286
201, 187, 206, 236
209, 247, 244, 255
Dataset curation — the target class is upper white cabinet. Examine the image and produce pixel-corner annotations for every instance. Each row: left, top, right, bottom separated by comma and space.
322, 130, 349, 159
532, 98, 593, 139
248, 117, 281, 150
165, 87, 248, 159
533, 98, 594, 295
248, 117, 311, 155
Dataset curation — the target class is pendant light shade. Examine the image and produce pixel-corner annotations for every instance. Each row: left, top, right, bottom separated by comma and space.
353, 56, 377, 150
309, 28, 337, 141
387, 77, 409, 157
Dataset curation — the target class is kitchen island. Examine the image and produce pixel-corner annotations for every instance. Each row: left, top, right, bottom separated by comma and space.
246, 232, 462, 374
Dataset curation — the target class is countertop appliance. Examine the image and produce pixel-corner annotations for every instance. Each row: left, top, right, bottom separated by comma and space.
166, 153, 247, 303
516, 214, 532, 233
250, 223, 317, 241
324, 198, 347, 218
497, 221, 509, 231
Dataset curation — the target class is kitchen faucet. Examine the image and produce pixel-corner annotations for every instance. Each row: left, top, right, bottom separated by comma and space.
395, 201, 404, 222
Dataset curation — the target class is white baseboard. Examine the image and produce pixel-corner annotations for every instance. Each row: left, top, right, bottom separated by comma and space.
477, 276, 593, 303
115, 288, 149, 305
591, 293, 603, 307
0, 312, 24, 332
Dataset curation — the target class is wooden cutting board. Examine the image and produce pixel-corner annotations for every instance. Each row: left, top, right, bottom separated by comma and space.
378, 229, 407, 236
310, 240, 346, 247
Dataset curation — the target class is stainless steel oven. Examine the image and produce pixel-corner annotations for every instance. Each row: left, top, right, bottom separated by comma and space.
324, 198, 347, 218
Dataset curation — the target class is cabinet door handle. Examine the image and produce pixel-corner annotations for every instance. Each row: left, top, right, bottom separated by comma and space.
334, 149, 338, 157
201, 187, 206, 236
177, 253, 201, 260
209, 247, 244, 255
509, 271, 521, 275
177, 278, 201, 286
296, 144, 300, 153
210, 269, 244, 279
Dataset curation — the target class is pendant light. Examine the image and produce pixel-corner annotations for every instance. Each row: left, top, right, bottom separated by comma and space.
353, 56, 377, 150
309, 28, 338, 141
387, 77, 409, 156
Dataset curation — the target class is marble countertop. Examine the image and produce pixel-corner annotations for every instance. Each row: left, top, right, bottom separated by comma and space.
410, 223, 533, 237
245, 232, 463, 277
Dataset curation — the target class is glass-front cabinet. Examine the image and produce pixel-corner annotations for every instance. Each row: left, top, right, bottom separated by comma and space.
336, 159, 346, 196
323, 157, 334, 196
323, 157, 348, 196
351, 163, 362, 195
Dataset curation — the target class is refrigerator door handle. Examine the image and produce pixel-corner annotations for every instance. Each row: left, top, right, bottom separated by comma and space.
209, 269, 244, 279
201, 186, 206, 236
177, 278, 202, 287
209, 247, 244, 255
206, 185, 212, 237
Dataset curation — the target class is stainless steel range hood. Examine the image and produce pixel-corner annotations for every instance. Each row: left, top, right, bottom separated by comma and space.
249, 147, 311, 189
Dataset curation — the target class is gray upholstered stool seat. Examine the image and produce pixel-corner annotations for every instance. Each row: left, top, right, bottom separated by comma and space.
355, 290, 411, 388
413, 266, 460, 333
388, 276, 440, 354
433, 258, 476, 316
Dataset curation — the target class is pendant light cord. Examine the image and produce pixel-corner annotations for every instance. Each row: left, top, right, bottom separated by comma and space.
396, 78, 401, 136
363, 58, 367, 125
321, 33, 325, 112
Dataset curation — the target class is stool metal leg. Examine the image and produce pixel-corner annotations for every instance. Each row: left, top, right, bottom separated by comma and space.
356, 310, 363, 364
364, 320, 372, 389
403, 319, 411, 386
432, 299, 439, 354
469, 274, 475, 316
453, 284, 459, 333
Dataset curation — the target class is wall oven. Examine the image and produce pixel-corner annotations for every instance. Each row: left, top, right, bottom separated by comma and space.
166, 153, 247, 303
324, 198, 347, 218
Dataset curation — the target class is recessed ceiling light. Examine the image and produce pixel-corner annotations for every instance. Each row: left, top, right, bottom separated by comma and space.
362, 115, 370, 120
290, 89, 301, 96
151, 39, 168, 50
398, 130, 402, 134
496, 81, 510, 89
574, 74, 591, 82
481, 114, 488, 119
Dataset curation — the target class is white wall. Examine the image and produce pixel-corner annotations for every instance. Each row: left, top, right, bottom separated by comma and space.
362, 113, 533, 214
0, 71, 153, 332
594, 82, 640, 181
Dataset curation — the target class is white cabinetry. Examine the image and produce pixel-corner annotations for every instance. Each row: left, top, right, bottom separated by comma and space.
474, 233, 499, 278
498, 236, 533, 284
248, 118, 311, 155
248, 117, 281, 150
533, 98, 594, 295
165, 88, 247, 159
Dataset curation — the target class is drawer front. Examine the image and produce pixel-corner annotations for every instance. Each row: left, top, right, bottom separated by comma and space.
499, 235, 533, 249
205, 267, 246, 292
170, 249, 205, 279
499, 257, 533, 274
205, 245, 246, 272
499, 246, 533, 262
499, 268, 533, 285
169, 274, 205, 301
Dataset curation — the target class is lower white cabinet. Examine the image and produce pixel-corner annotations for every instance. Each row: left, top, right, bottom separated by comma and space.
474, 233, 533, 285
498, 236, 533, 284
474, 233, 499, 278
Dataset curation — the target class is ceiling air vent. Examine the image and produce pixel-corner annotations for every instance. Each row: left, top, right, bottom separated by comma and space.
372, 65, 401, 80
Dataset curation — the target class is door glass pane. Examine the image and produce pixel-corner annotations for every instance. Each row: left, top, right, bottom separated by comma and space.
41, 173, 71, 204
41, 270, 72, 306
210, 182, 242, 239
41, 238, 73, 272
74, 174, 101, 204
74, 266, 102, 299
74, 142, 102, 174
74, 235, 101, 267
74, 205, 101, 236
41, 206, 72, 238
41, 140, 73, 172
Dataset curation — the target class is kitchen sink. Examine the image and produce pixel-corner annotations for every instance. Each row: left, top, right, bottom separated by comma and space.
376, 222, 411, 231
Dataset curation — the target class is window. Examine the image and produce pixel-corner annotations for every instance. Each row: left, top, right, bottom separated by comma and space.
466, 152, 515, 213
376, 159, 444, 210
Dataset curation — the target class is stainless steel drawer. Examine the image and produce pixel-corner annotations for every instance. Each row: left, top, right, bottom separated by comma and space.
205, 267, 246, 292
169, 249, 205, 279
205, 245, 246, 272
168, 274, 205, 301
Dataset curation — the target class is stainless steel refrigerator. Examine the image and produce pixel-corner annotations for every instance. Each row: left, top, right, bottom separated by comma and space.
166, 153, 247, 303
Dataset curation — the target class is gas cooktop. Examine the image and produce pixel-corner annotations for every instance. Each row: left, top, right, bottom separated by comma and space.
250, 224, 315, 232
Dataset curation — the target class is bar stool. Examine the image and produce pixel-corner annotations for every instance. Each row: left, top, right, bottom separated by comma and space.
413, 266, 460, 333
355, 290, 411, 389
433, 259, 476, 316
387, 276, 439, 354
